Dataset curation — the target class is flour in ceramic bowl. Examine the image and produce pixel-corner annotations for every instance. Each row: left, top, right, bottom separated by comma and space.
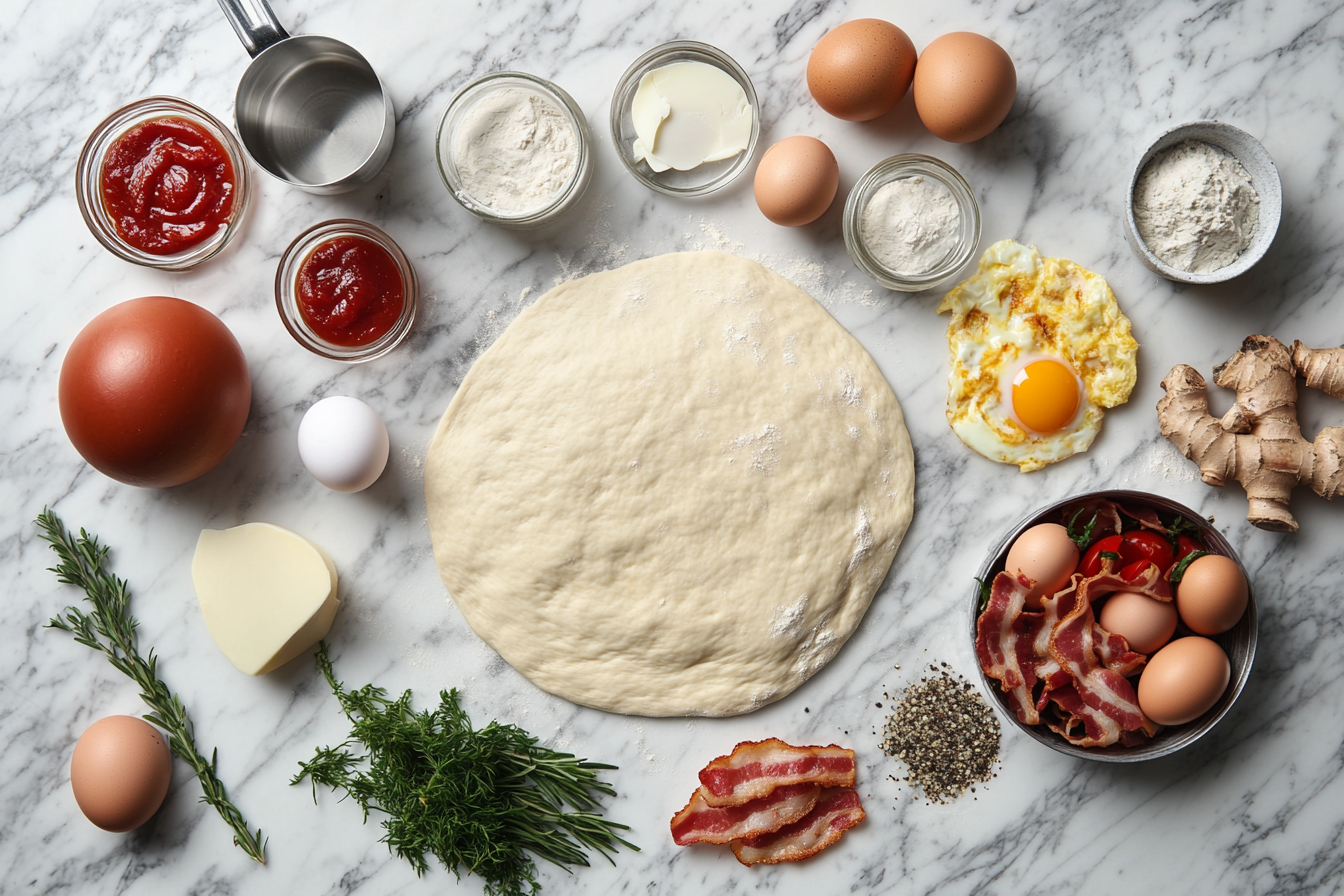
1133, 140, 1259, 274
450, 87, 578, 214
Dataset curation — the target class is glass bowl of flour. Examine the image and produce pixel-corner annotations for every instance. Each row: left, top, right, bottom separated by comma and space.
843, 154, 981, 292
436, 72, 593, 229
1124, 121, 1281, 284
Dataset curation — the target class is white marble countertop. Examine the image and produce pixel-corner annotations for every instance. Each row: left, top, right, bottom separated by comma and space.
4, 0, 1344, 893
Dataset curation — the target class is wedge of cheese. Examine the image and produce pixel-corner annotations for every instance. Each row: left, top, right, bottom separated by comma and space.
192, 522, 339, 675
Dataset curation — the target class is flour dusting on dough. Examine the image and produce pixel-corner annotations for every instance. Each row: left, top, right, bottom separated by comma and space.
728, 424, 783, 474
770, 595, 809, 638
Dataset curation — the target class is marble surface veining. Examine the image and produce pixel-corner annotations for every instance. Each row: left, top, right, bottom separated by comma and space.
3, 0, 1344, 893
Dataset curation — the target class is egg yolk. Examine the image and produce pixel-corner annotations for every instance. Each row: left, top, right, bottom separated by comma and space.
1011, 359, 1081, 433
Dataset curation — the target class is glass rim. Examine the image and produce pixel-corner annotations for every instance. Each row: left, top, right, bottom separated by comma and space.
75, 95, 250, 271
608, 40, 760, 198
842, 153, 981, 292
275, 218, 418, 363
435, 71, 593, 228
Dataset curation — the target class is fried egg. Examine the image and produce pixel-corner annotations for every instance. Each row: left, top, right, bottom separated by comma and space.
936, 239, 1137, 472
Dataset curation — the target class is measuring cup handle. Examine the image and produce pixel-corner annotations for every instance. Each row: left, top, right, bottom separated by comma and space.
217, 0, 290, 57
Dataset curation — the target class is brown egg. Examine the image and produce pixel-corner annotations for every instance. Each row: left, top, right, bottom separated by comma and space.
1177, 554, 1249, 635
1137, 637, 1230, 726
1004, 523, 1078, 609
754, 136, 840, 227
59, 296, 251, 488
1098, 591, 1177, 655
807, 19, 917, 121
912, 32, 1016, 142
70, 715, 172, 832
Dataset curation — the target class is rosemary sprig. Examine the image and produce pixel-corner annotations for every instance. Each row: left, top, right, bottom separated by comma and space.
36, 509, 266, 864
295, 642, 636, 896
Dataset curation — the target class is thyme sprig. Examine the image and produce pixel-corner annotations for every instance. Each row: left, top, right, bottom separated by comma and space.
295, 643, 636, 896
36, 509, 266, 863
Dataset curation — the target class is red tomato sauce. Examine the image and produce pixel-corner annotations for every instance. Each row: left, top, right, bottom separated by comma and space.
99, 116, 237, 255
296, 235, 405, 346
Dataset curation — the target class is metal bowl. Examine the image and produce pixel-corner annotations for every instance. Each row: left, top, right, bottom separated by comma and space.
1123, 121, 1281, 284
970, 489, 1257, 762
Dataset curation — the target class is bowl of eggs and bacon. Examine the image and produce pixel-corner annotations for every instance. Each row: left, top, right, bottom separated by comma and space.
970, 490, 1256, 761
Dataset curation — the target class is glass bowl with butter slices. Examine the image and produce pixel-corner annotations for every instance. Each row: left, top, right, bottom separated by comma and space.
970, 490, 1256, 762
610, 41, 760, 197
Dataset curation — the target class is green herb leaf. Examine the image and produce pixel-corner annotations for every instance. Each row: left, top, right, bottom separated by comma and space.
975, 576, 993, 613
36, 509, 266, 863
1169, 550, 1208, 584
296, 643, 636, 896
1099, 550, 1121, 563
1065, 508, 1098, 549
1164, 515, 1204, 549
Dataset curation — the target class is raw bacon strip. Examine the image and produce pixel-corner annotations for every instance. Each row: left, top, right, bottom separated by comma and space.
1048, 587, 1149, 741
974, 572, 1043, 724
670, 782, 819, 846
1060, 498, 1123, 539
696, 739, 855, 807
1042, 682, 1121, 747
729, 788, 865, 866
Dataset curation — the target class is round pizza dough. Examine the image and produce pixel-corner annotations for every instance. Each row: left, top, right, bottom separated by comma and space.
425, 251, 913, 716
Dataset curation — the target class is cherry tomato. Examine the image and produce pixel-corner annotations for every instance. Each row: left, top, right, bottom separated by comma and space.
1120, 559, 1158, 582
1173, 534, 1203, 564
1120, 531, 1175, 572
1079, 535, 1123, 577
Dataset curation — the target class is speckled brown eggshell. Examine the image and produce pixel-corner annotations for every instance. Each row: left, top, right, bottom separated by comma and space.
753, 136, 840, 227
912, 31, 1016, 143
807, 19, 917, 121
70, 715, 172, 832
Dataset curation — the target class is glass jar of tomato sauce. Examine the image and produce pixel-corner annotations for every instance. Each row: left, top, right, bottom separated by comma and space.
275, 219, 418, 363
76, 96, 250, 271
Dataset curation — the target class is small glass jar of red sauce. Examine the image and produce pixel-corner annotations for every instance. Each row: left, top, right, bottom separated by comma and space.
276, 220, 418, 362
76, 97, 249, 271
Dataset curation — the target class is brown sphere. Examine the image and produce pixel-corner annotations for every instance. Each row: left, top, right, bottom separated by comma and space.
754, 136, 840, 227
70, 716, 172, 832
59, 296, 251, 488
912, 32, 1017, 142
807, 19, 917, 121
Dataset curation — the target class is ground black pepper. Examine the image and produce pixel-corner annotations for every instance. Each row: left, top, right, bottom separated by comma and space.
880, 663, 1000, 804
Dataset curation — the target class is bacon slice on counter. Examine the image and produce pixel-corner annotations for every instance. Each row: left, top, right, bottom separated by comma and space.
696, 739, 855, 807
729, 788, 865, 866
670, 782, 819, 845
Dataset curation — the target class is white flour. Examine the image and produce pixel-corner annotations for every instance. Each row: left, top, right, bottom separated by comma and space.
859, 175, 961, 274
450, 87, 578, 214
1133, 140, 1259, 273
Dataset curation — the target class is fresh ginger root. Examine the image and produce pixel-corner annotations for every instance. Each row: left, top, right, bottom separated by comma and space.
1158, 335, 1344, 532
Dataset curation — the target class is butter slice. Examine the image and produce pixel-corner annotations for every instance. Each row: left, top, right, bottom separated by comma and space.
631, 61, 752, 173
192, 523, 339, 675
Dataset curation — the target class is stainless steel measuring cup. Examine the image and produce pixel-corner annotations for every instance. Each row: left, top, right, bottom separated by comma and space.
217, 0, 395, 193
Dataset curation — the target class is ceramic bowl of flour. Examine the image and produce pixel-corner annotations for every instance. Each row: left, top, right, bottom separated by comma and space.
1124, 121, 1281, 284
436, 71, 593, 229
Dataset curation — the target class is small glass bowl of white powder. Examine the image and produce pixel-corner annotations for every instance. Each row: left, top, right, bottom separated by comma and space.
436, 72, 593, 229
843, 154, 981, 292
1124, 121, 1281, 284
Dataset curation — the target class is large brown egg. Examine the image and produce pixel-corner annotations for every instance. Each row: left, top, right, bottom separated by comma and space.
1176, 554, 1248, 635
807, 19, 917, 121
1004, 523, 1078, 609
754, 136, 840, 226
1137, 636, 1230, 726
59, 296, 251, 488
70, 715, 172, 832
912, 32, 1016, 142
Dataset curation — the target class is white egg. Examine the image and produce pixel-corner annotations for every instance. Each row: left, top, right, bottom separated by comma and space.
298, 396, 390, 492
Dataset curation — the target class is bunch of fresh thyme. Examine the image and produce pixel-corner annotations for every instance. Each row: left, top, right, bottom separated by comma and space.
36, 509, 266, 863
295, 643, 636, 896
